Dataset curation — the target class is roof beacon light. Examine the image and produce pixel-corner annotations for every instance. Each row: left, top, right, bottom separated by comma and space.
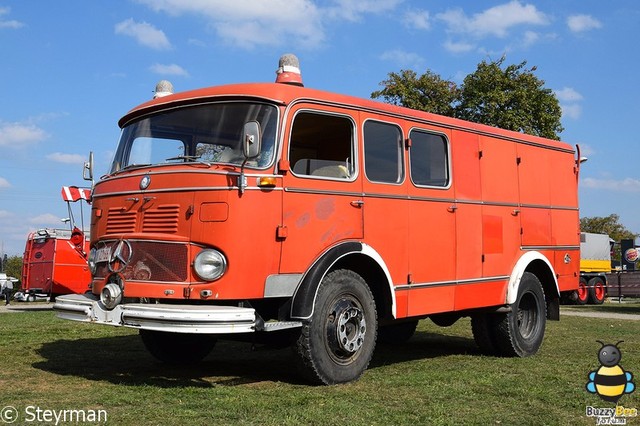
153, 80, 174, 99
275, 53, 303, 86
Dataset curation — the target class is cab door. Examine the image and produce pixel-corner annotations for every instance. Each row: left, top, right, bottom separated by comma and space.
280, 105, 363, 273
406, 128, 456, 316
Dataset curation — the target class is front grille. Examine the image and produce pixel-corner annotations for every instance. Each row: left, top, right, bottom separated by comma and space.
94, 240, 188, 282
105, 204, 180, 235
106, 209, 136, 234
142, 204, 180, 233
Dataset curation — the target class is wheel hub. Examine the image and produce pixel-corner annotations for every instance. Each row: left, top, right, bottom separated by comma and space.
336, 305, 366, 353
327, 299, 366, 355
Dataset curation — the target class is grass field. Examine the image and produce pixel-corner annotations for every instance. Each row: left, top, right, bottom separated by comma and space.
0, 303, 638, 425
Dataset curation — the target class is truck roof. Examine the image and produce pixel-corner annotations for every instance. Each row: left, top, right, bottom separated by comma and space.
119, 82, 574, 154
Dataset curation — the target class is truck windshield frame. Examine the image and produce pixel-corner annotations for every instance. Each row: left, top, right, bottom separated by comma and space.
109, 101, 279, 174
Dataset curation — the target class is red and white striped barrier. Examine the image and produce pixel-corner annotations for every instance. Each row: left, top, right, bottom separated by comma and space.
61, 186, 91, 202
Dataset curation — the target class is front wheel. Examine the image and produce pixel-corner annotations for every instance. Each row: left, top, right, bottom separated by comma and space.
294, 269, 377, 385
139, 330, 217, 365
493, 272, 547, 357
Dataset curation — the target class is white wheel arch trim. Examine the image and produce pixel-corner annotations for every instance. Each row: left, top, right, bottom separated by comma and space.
506, 251, 559, 305
361, 243, 397, 319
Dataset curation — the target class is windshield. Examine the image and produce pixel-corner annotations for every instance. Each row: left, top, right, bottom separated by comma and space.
110, 102, 278, 174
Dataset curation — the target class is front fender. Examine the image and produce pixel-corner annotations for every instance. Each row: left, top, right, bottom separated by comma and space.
290, 242, 395, 320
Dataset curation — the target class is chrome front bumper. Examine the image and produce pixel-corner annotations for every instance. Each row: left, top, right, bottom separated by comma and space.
53, 293, 257, 334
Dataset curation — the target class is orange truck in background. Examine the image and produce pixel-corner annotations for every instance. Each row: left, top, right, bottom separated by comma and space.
55, 54, 581, 384
22, 187, 91, 299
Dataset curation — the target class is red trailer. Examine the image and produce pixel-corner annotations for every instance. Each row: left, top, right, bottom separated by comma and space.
21, 186, 91, 299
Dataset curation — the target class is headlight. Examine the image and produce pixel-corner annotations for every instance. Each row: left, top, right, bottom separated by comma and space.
194, 249, 227, 281
100, 283, 122, 310
88, 247, 97, 274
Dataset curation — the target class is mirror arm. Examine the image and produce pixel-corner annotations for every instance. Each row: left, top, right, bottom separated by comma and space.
238, 158, 248, 195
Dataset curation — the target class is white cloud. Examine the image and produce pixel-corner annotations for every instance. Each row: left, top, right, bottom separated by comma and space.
522, 31, 539, 47
577, 143, 594, 157
136, 0, 324, 48
0, 122, 48, 147
149, 63, 189, 77
379, 50, 424, 69
555, 87, 584, 119
29, 213, 65, 226
46, 152, 86, 165
135, 0, 403, 49
0, 6, 24, 29
437, 1, 548, 38
115, 18, 172, 50
582, 177, 640, 192
561, 103, 582, 120
567, 14, 602, 33
403, 9, 430, 30
326, 0, 403, 22
443, 40, 475, 54
555, 87, 584, 102
0, 177, 10, 189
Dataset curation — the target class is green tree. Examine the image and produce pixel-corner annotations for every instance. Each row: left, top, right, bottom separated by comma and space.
4, 255, 22, 286
580, 214, 638, 242
371, 57, 564, 140
456, 58, 563, 140
371, 69, 459, 116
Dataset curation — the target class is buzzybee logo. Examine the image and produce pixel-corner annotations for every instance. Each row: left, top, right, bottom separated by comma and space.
586, 341, 635, 404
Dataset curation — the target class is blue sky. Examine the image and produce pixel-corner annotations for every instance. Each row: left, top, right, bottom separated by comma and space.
0, 0, 638, 256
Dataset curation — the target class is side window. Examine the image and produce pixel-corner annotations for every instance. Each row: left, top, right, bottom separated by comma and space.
364, 120, 404, 184
289, 112, 354, 179
409, 129, 449, 187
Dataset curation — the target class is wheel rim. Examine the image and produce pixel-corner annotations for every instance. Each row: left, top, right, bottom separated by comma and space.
516, 292, 538, 339
325, 297, 367, 364
594, 282, 605, 300
577, 282, 588, 301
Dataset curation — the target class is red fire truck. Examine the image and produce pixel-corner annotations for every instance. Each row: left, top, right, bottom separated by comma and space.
22, 187, 91, 299
55, 54, 581, 384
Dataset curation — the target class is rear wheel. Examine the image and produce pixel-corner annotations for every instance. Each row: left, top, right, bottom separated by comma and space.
294, 269, 377, 385
575, 277, 589, 305
139, 330, 217, 364
493, 272, 546, 357
588, 277, 606, 305
471, 314, 500, 355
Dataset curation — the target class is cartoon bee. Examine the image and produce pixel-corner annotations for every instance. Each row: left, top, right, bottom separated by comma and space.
586, 340, 635, 404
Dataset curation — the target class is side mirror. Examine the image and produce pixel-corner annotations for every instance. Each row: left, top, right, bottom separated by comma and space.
83, 152, 94, 182
242, 121, 262, 159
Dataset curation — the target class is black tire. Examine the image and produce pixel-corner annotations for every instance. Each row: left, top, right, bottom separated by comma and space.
575, 277, 589, 305
588, 277, 606, 305
493, 272, 546, 357
294, 269, 377, 385
139, 330, 217, 364
471, 314, 501, 355
378, 320, 418, 344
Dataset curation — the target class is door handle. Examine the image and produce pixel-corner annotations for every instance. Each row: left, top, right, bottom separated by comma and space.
350, 200, 365, 208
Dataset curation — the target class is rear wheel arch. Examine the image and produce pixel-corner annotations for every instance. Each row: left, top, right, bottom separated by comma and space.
507, 252, 559, 320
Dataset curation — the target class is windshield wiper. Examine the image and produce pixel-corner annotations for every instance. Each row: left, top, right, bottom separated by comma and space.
121, 163, 151, 171
165, 155, 202, 162
164, 154, 212, 168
